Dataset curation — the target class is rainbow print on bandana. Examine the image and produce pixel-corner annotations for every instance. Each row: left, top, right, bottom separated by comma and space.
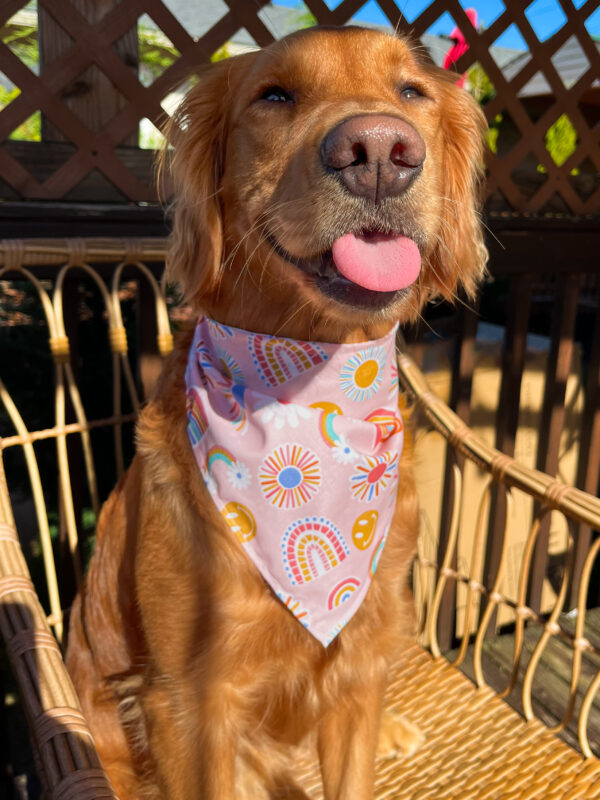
310, 401, 343, 447
364, 408, 403, 445
328, 577, 360, 609
217, 349, 244, 386
259, 443, 321, 509
186, 388, 209, 445
206, 446, 251, 490
282, 516, 349, 585
250, 335, 328, 387
369, 537, 386, 576
339, 345, 386, 402
206, 445, 236, 472
350, 452, 399, 502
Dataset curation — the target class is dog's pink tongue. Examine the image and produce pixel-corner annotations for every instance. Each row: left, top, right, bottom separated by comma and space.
331, 233, 421, 292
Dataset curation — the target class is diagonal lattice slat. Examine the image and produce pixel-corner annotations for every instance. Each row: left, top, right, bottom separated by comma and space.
0, 0, 598, 214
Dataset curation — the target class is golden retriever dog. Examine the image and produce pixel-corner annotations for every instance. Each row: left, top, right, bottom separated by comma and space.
66, 25, 486, 800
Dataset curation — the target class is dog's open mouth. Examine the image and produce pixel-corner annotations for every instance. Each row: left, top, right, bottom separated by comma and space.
268, 230, 421, 309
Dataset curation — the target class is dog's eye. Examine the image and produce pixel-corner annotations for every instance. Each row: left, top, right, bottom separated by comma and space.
259, 86, 294, 104
400, 85, 423, 100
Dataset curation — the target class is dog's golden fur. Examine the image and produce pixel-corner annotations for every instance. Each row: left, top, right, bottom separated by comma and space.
66, 26, 486, 799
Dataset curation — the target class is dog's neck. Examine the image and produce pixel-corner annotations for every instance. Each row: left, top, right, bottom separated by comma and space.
202, 279, 397, 344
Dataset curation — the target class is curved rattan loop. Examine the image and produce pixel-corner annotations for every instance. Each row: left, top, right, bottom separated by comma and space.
452, 475, 494, 668
522, 517, 574, 727
397, 350, 600, 529
52, 260, 122, 578
110, 259, 174, 476
112, 259, 174, 356
502, 508, 554, 711
0, 266, 66, 636
473, 488, 514, 690
0, 383, 64, 640
428, 464, 462, 659
574, 534, 600, 757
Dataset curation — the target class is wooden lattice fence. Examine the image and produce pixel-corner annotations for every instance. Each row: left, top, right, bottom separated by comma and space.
0, 0, 599, 215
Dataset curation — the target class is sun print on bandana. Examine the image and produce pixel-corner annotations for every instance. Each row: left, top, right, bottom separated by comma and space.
350, 452, 399, 502
216, 348, 244, 386
195, 340, 228, 390
277, 592, 310, 628
259, 443, 321, 509
339, 345, 386, 402
207, 318, 233, 339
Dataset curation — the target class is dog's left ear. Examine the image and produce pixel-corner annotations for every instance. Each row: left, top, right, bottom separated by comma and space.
160, 53, 257, 310
425, 71, 488, 301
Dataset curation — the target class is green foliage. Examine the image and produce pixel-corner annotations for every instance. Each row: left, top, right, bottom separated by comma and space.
138, 25, 180, 86
0, 19, 41, 139
486, 113, 503, 155
545, 113, 577, 167
0, 85, 42, 140
467, 63, 495, 105
211, 43, 231, 62
2, 22, 38, 70
295, 9, 318, 28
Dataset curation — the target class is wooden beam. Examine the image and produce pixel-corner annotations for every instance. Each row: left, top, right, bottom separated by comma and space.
38, 0, 138, 146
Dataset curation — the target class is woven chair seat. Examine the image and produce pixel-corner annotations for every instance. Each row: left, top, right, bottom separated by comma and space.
295, 647, 600, 799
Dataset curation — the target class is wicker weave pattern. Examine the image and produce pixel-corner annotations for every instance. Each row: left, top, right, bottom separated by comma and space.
1, 238, 600, 797
0, 474, 116, 798
293, 648, 600, 799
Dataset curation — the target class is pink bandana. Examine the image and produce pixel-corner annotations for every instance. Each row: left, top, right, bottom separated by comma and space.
185, 317, 403, 646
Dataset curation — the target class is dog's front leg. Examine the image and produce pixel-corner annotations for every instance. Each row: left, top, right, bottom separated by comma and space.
142, 682, 239, 800
317, 676, 385, 800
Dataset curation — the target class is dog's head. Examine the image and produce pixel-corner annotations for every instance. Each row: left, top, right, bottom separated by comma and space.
164, 26, 487, 340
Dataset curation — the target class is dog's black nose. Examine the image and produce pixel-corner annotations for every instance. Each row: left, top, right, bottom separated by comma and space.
320, 114, 425, 203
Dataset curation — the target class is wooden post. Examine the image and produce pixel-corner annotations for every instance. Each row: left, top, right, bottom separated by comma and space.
435, 300, 480, 652
38, 0, 138, 145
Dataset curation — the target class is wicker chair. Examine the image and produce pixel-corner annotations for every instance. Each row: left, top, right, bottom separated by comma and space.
1, 239, 599, 799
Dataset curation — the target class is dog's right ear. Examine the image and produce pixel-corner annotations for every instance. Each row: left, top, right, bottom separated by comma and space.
159, 53, 255, 310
